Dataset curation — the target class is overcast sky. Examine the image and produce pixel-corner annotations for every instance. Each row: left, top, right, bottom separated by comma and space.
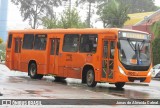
7, 0, 160, 30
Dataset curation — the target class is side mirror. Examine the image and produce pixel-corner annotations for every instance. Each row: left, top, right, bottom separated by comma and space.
117, 42, 121, 49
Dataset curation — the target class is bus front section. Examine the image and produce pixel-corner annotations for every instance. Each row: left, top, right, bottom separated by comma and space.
117, 31, 152, 84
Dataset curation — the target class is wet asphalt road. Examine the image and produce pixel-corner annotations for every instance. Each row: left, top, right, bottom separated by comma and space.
0, 64, 160, 107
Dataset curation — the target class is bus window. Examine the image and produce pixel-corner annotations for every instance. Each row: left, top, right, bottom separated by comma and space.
22, 34, 34, 49
56, 39, 60, 55
50, 39, 60, 55
7, 34, 12, 48
63, 34, 79, 52
14, 38, 21, 53
110, 41, 115, 59
34, 34, 47, 50
103, 41, 108, 58
50, 39, 55, 55
15, 39, 19, 53
80, 34, 98, 53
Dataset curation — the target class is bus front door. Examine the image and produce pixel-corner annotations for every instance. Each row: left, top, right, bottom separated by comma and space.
13, 37, 22, 70
102, 40, 115, 82
49, 38, 60, 75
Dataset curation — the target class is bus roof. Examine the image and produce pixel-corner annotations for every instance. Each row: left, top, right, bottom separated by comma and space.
8, 28, 149, 34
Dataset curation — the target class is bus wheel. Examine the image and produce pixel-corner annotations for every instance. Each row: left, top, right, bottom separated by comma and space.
115, 82, 125, 89
54, 76, 66, 81
29, 63, 38, 79
86, 69, 97, 87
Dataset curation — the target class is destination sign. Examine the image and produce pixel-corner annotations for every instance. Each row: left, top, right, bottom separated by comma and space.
120, 32, 149, 40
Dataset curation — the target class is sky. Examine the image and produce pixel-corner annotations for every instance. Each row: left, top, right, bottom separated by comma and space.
7, 0, 160, 30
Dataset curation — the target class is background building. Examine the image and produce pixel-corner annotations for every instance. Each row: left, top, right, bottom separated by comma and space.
124, 9, 160, 39
0, 0, 8, 42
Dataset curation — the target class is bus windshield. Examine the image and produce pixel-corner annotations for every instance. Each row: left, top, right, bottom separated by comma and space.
118, 32, 151, 71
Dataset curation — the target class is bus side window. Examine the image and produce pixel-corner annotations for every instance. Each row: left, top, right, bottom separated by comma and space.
80, 34, 98, 53
22, 34, 34, 49
34, 34, 47, 50
110, 41, 115, 59
63, 34, 79, 52
7, 34, 12, 48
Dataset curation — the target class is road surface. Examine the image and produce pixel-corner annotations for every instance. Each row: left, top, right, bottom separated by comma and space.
0, 64, 160, 107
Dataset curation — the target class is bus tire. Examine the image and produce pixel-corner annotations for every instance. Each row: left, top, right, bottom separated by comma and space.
115, 82, 125, 89
28, 62, 39, 79
54, 76, 66, 81
86, 69, 97, 87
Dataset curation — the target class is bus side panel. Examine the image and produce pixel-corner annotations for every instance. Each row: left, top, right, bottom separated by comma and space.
5, 49, 13, 70
5, 34, 14, 70
67, 53, 85, 79
32, 51, 48, 75
20, 50, 31, 72
20, 50, 48, 74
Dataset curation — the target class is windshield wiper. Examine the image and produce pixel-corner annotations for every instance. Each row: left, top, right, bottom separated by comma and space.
127, 39, 145, 65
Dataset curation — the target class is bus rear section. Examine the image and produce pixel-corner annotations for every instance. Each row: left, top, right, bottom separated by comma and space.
6, 34, 23, 70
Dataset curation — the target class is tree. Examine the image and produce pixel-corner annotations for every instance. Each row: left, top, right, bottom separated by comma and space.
77, 0, 97, 28
151, 21, 160, 38
11, 0, 62, 29
97, 0, 130, 28
42, 8, 87, 29
117, 0, 158, 13
150, 20, 160, 65
0, 38, 3, 44
152, 38, 160, 65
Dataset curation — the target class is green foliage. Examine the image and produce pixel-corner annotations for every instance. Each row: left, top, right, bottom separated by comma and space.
42, 17, 60, 29
152, 38, 160, 65
0, 38, 3, 44
151, 21, 160, 38
11, 0, 62, 29
151, 20, 160, 65
60, 8, 87, 28
0, 43, 6, 61
97, 0, 130, 28
42, 8, 87, 29
117, 0, 158, 13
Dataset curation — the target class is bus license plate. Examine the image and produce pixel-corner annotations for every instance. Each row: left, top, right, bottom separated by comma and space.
134, 80, 140, 83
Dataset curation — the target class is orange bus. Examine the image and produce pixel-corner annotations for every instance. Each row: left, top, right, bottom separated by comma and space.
5, 28, 152, 89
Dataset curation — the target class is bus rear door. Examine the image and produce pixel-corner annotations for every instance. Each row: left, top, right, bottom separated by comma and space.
13, 34, 22, 70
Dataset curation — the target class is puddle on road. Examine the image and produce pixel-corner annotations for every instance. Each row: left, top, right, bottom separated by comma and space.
25, 90, 43, 94
83, 85, 150, 99
25, 89, 54, 95
7, 76, 23, 83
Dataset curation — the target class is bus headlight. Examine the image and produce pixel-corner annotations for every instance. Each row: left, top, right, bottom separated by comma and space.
147, 70, 152, 76
118, 66, 126, 76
